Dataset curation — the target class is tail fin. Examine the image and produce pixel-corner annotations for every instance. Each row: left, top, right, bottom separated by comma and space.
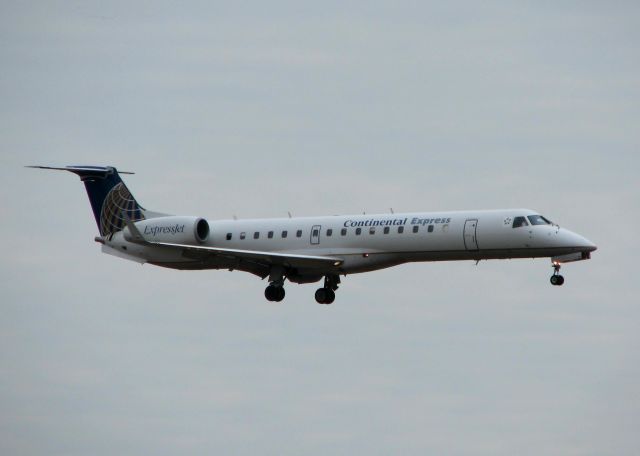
28, 165, 146, 237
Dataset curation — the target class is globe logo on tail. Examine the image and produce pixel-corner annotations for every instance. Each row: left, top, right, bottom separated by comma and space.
99, 182, 145, 236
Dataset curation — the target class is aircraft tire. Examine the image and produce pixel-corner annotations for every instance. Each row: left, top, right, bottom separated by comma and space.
324, 289, 335, 304
265, 285, 284, 301
315, 288, 335, 304
550, 275, 565, 286
265, 285, 275, 301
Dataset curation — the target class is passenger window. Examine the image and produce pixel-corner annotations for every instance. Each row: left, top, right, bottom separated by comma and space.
268, 231, 274, 239
428, 225, 434, 233
282, 230, 288, 238
341, 228, 347, 236
226, 233, 232, 240
240, 232, 246, 240
512, 216, 529, 228
296, 230, 302, 238
326, 229, 333, 237
398, 226, 404, 234
412, 226, 419, 233
312, 229, 319, 237
527, 215, 551, 226
383, 226, 390, 234
369, 227, 375, 235
355, 228, 362, 235
254, 232, 260, 239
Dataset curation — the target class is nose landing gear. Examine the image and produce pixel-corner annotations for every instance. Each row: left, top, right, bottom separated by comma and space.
550, 262, 565, 286
315, 274, 340, 304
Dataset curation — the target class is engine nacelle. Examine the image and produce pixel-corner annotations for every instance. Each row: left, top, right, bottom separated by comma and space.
125, 216, 210, 244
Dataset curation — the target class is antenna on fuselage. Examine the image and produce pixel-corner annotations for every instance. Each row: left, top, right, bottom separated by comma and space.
288, 211, 292, 218
390, 208, 394, 214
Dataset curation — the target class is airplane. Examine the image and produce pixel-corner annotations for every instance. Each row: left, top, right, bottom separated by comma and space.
29, 165, 597, 304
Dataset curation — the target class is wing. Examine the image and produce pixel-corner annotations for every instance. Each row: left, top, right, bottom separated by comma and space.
152, 241, 343, 270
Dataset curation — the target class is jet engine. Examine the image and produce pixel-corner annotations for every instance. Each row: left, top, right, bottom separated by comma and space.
124, 216, 210, 244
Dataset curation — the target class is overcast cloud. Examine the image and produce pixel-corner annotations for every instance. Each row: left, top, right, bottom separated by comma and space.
1, 1, 639, 455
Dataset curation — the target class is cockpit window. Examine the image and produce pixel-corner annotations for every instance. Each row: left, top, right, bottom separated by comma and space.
512, 216, 529, 228
528, 215, 552, 226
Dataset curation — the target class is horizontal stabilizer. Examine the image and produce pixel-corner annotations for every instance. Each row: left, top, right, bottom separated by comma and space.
26, 165, 135, 175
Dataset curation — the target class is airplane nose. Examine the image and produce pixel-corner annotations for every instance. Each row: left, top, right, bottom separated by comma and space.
572, 232, 597, 252
554, 228, 597, 253
583, 238, 597, 252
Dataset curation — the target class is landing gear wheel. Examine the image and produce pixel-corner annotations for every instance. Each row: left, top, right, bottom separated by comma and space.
324, 289, 335, 304
265, 285, 286, 301
314, 274, 340, 304
315, 288, 335, 304
265, 285, 275, 301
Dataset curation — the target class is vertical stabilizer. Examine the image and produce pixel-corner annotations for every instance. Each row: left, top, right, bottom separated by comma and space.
27, 165, 145, 236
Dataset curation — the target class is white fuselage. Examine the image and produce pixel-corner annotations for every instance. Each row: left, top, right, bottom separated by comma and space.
104, 208, 596, 283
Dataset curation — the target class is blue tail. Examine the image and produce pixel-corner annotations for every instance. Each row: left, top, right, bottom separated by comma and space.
28, 165, 146, 236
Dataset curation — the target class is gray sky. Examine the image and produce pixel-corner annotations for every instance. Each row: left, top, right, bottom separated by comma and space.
1, 1, 639, 455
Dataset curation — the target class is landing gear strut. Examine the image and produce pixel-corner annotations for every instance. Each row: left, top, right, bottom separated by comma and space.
265, 266, 286, 302
315, 274, 340, 304
550, 262, 565, 286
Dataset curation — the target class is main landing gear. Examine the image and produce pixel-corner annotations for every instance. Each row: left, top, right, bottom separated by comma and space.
315, 274, 340, 305
263, 268, 341, 304
550, 262, 565, 286
265, 266, 286, 302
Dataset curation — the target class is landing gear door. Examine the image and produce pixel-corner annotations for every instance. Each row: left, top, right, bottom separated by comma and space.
310, 225, 321, 245
464, 219, 479, 251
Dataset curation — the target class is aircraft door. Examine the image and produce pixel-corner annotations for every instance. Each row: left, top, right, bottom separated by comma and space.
310, 225, 321, 245
464, 219, 479, 251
